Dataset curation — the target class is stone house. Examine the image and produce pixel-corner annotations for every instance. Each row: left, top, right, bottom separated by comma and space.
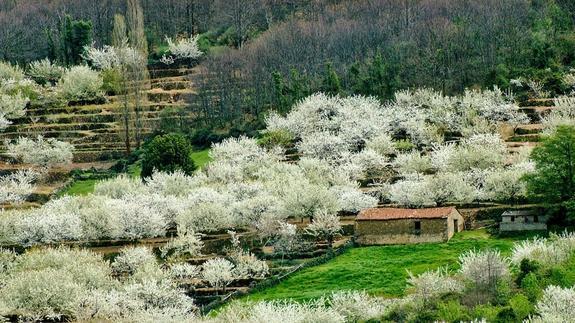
500, 209, 547, 232
355, 207, 464, 245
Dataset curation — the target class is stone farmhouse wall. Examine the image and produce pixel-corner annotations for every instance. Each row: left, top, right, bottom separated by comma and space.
500, 215, 547, 231
355, 210, 464, 245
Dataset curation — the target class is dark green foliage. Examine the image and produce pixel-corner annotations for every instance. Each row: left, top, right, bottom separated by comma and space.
61, 15, 93, 65
521, 272, 542, 302
484, 64, 510, 89
525, 126, 575, 221
321, 62, 342, 95
436, 300, 471, 322
494, 280, 513, 306
495, 307, 516, 322
189, 128, 225, 148
101, 69, 122, 95
349, 54, 401, 100
509, 294, 534, 320
271, 68, 312, 113
543, 266, 570, 287
141, 133, 196, 178
516, 258, 540, 285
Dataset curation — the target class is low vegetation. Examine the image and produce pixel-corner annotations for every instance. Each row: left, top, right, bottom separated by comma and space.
246, 230, 522, 301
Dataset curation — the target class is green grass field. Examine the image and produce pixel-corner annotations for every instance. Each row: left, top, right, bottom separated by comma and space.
245, 230, 533, 302
190, 148, 212, 169
58, 179, 99, 196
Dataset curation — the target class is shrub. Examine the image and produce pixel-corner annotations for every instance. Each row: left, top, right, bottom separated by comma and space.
26, 59, 64, 85
0, 92, 28, 130
329, 291, 394, 321
0, 61, 24, 81
6, 135, 74, 167
141, 133, 196, 179
58, 65, 103, 102
471, 304, 500, 322
394, 139, 416, 152
201, 258, 234, 291
0, 248, 112, 321
516, 258, 540, 285
436, 300, 471, 322
534, 285, 575, 322
111, 246, 157, 275
168, 263, 200, 280
407, 268, 464, 302
93, 174, 145, 199
160, 230, 204, 261
521, 272, 543, 302
459, 249, 510, 292
258, 129, 294, 149
101, 68, 122, 95
509, 293, 533, 321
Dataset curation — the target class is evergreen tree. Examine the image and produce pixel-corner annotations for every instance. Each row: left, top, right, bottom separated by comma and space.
272, 71, 288, 112
61, 15, 93, 65
321, 62, 342, 95
141, 133, 196, 178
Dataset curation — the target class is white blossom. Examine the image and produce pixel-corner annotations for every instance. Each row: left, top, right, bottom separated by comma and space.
160, 230, 204, 261
201, 258, 235, 290
458, 249, 510, 289
58, 65, 103, 101
407, 268, 463, 301
112, 246, 158, 275
165, 35, 203, 60
0, 170, 37, 205
6, 135, 74, 167
533, 285, 575, 322
511, 232, 575, 266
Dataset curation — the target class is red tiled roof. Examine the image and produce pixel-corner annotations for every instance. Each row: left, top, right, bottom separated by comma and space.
356, 207, 456, 221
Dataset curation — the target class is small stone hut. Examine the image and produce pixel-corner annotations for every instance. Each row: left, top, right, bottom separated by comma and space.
500, 209, 547, 232
355, 207, 464, 245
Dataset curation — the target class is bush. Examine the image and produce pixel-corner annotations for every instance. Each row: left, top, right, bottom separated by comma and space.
509, 293, 533, 321
189, 128, 224, 148
100, 68, 122, 95
58, 65, 103, 102
516, 258, 540, 285
495, 306, 516, 322
521, 272, 542, 302
471, 304, 500, 322
141, 133, 196, 179
258, 130, 294, 149
436, 300, 471, 322
0, 61, 24, 81
394, 139, 416, 152
26, 59, 64, 85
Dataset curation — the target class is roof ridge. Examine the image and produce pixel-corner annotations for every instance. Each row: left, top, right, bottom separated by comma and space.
357, 207, 457, 221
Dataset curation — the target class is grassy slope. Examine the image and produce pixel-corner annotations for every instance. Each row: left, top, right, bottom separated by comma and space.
191, 149, 212, 169
246, 230, 532, 302
60, 148, 212, 196
59, 179, 99, 196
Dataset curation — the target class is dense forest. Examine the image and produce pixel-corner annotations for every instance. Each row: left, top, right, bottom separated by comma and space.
0, 0, 310, 62
3, 0, 575, 137
190, 0, 575, 130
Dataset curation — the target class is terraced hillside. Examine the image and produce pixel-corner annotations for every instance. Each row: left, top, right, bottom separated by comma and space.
0, 66, 198, 163
0, 66, 198, 205
506, 97, 555, 153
